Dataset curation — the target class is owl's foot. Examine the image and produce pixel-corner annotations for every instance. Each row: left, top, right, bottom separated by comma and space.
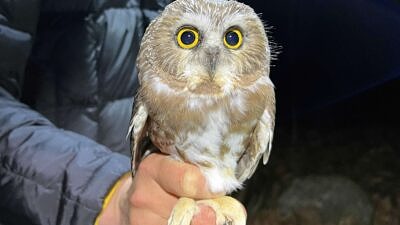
198, 196, 246, 225
168, 196, 246, 225
168, 197, 197, 225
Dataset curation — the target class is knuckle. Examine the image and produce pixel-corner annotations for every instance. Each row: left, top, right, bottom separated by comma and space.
130, 190, 147, 208
129, 180, 149, 208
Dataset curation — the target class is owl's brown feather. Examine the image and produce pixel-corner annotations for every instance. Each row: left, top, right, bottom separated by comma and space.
129, 0, 275, 194
129, 102, 149, 174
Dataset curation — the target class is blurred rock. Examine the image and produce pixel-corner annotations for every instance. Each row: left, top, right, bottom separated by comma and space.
275, 176, 373, 225
373, 196, 400, 225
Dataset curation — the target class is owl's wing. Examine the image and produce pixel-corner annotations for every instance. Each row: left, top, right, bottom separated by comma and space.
236, 106, 275, 182
128, 101, 150, 175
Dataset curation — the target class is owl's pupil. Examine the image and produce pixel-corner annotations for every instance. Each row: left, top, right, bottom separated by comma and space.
181, 31, 195, 45
225, 31, 239, 46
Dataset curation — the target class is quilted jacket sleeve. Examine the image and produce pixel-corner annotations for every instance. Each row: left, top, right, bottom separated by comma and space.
0, 0, 134, 225
0, 87, 130, 225
0, 0, 174, 224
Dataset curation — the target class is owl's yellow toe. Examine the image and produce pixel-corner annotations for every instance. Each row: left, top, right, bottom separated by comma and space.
168, 197, 197, 225
197, 196, 247, 225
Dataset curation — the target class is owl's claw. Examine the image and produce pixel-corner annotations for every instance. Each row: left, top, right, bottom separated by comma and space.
168, 196, 246, 225
224, 217, 233, 225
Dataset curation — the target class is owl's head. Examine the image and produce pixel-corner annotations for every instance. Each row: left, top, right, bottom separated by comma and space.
138, 0, 271, 96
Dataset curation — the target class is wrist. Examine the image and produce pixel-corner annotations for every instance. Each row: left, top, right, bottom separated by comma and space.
96, 173, 132, 225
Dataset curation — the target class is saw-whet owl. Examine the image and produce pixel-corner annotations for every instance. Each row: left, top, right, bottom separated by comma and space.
129, 0, 275, 195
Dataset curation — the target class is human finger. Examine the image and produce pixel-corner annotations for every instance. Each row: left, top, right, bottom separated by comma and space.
139, 153, 225, 199
130, 168, 178, 219
191, 205, 216, 225
130, 208, 167, 225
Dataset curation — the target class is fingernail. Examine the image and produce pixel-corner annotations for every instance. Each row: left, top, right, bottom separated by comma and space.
182, 170, 198, 196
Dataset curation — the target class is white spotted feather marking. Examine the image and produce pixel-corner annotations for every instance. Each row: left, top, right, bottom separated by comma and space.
175, 108, 242, 193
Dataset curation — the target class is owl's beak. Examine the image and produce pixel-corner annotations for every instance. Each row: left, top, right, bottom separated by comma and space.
205, 48, 220, 80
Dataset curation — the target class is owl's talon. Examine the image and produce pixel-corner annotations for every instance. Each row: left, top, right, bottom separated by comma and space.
224, 217, 233, 225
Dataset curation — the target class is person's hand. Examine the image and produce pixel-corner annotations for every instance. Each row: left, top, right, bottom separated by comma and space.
97, 153, 228, 225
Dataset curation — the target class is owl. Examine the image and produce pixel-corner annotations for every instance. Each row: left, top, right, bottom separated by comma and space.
129, 0, 275, 224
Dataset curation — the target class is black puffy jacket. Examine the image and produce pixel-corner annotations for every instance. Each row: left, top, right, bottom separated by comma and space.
0, 0, 170, 224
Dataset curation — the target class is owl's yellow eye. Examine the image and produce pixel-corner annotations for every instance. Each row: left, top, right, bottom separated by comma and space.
224, 28, 243, 49
176, 27, 200, 49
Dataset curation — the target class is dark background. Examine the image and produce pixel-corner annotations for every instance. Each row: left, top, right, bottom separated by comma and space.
242, 0, 400, 122
236, 1, 400, 224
